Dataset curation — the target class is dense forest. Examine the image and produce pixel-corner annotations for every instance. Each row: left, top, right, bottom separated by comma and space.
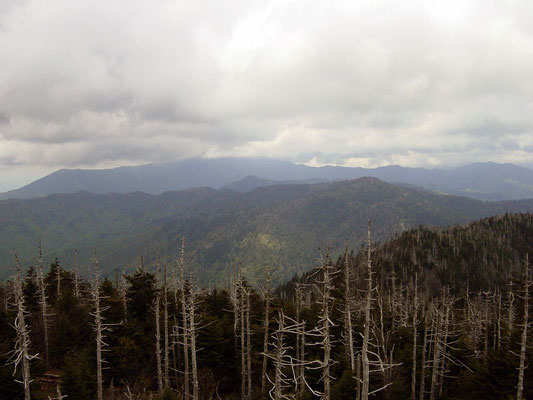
3, 178, 533, 285
1, 213, 532, 400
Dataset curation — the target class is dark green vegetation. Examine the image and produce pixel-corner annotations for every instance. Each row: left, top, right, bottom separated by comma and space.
2, 158, 533, 201
1, 213, 532, 400
3, 178, 533, 284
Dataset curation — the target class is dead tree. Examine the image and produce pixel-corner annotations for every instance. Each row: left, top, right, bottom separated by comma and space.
56, 259, 61, 300
360, 222, 400, 400
118, 272, 128, 323
343, 246, 356, 373
429, 304, 441, 400
154, 260, 163, 395
238, 273, 250, 400
47, 384, 66, 400
261, 269, 272, 394
419, 312, 429, 400
295, 283, 307, 396
9, 254, 36, 400
411, 274, 419, 400
37, 244, 50, 370
308, 247, 338, 400
163, 263, 170, 389
73, 250, 81, 300
179, 237, 190, 399
516, 255, 530, 400
187, 273, 200, 400
246, 285, 252, 400
361, 223, 373, 400
89, 253, 112, 400
264, 309, 319, 400
507, 278, 516, 340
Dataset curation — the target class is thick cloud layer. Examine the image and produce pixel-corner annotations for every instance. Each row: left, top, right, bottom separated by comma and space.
1, 0, 533, 190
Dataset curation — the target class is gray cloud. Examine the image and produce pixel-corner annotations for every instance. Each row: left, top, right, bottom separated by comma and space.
1, 0, 533, 190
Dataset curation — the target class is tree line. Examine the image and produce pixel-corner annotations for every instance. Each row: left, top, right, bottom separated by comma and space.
1, 214, 532, 400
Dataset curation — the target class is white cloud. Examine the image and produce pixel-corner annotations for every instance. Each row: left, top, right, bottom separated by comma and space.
1, 0, 533, 189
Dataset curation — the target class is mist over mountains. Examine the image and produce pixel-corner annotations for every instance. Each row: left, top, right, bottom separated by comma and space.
2, 158, 533, 201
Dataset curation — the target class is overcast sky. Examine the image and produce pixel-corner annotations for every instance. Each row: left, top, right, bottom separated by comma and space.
1, 0, 533, 191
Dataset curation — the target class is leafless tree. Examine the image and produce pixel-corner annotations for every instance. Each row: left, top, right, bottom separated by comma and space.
179, 236, 190, 399
8, 254, 36, 400
163, 262, 170, 389
89, 253, 114, 400
261, 269, 272, 394
516, 255, 530, 400
37, 243, 51, 370
360, 222, 400, 400
73, 250, 81, 300
154, 259, 163, 395
307, 247, 338, 400
411, 274, 419, 400
187, 273, 200, 400
342, 246, 356, 373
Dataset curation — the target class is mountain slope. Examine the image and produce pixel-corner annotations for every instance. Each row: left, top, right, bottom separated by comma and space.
2, 158, 533, 201
2, 178, 533, 284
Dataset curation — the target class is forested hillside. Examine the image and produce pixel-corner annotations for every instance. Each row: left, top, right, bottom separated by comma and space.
1, 213, 532, 400
2, 178, 533, 285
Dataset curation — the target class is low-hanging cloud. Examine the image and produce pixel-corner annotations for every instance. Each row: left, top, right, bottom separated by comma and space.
1, 0, 533, 190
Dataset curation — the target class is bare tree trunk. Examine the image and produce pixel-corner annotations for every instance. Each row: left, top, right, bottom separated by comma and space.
189, 282, 199, 400
274, 310, 284, 400
179, 237, 190, 400
13, 254, 32, 400
429, 306, 440, 400
300, 320, 306, 395
163, 263, 170, 389
507, 280, 515, 340
356, 353, 361, 400
438, 296, 450, 398
73, 250, 81, 300
246, 288, 252, 400
155, 260, 163, 395
343, 247, 356, 373
56, 258, 61, 300
232, 264, 240, 365
37, 244, 50, 371
517, 255, 530, 400
419, 313, 429, 400
261, 272, 271, 394
361, 223, 373, 400
318, 249, 334, 400
496, 291, 502, 351
240, 277, 247, 400
412, 274, 419, 400
91, 254, 104, 400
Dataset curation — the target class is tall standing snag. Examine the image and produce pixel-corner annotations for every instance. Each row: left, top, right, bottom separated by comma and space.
155, 259, 163, 395
516, 255, 530, 400
179, 236, 190, 399
90, 253, 112, 400
261, 269, 272, 394
10, 254, 35, 400
37, 243, 50, 371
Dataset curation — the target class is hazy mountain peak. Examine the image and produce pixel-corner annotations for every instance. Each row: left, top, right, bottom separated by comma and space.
1, 158, 533, 201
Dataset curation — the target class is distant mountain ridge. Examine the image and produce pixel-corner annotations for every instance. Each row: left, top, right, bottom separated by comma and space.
2, 177, 533, 284
2, 158, 533, 201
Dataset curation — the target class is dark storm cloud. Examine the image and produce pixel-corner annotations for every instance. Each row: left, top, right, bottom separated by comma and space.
1, 0, 533, 188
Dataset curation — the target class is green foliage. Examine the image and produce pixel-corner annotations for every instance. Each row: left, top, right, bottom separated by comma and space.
2, 179, 533, 285
0, 212, 532, 399
61, 349, 96, 400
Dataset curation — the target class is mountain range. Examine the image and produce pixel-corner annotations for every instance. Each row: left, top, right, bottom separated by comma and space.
2, 158, 533, 201
2, 177, 533, 284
